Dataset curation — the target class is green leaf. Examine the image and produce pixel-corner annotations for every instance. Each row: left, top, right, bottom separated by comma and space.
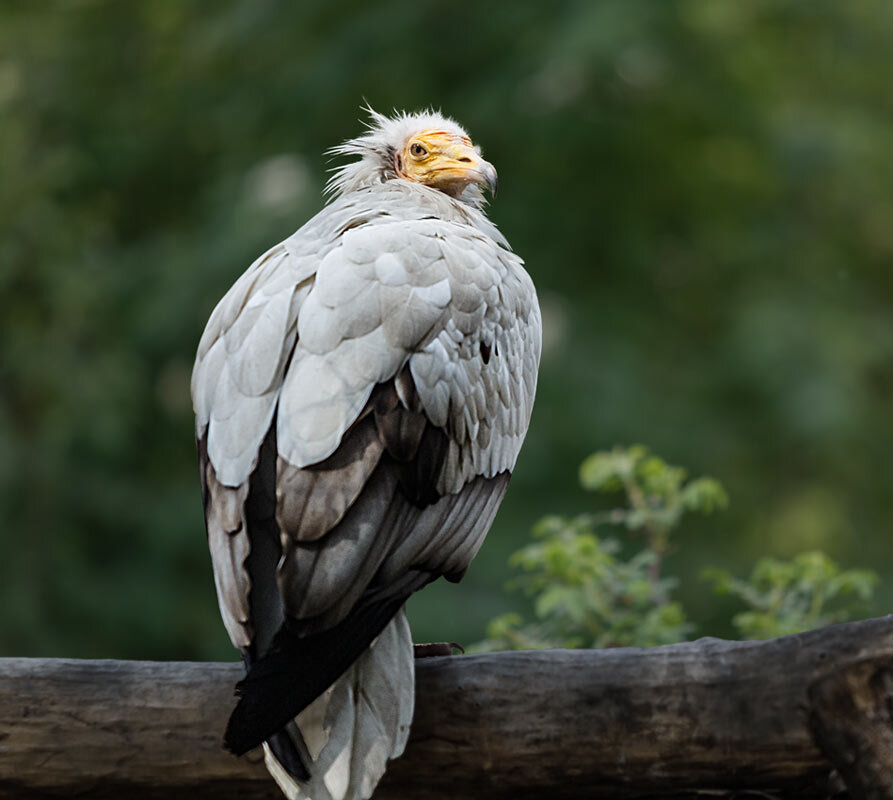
679, 478, 729, 513
579, 451, 625, 492
706, 551, 878, 639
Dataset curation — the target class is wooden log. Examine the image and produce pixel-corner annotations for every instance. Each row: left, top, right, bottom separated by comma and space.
809, 655, 893, 799
1, 616, 892, 799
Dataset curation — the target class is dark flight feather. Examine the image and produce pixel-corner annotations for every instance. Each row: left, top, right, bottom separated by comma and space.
223, 573, 430, 756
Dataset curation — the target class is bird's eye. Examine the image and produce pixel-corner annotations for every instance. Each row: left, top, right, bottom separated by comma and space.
410, 142, 427, 158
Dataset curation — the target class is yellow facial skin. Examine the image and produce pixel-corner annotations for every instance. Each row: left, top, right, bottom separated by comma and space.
395, 130, 498, 198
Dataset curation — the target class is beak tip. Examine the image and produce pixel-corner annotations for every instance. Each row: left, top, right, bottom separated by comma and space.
483, 163, 499, 198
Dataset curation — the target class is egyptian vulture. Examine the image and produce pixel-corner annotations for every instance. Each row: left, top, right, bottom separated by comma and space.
191, 107, 541, 800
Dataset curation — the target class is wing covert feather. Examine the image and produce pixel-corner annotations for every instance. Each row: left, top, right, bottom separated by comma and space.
193, 180, 540, 752
199, 437, 252, 648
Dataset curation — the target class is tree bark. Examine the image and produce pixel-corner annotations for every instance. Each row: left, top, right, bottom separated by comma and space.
809, 655, 893, 799
1, 616, 892, 799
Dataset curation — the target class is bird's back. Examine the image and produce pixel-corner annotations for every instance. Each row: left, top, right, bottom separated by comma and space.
192, 115, 540, 800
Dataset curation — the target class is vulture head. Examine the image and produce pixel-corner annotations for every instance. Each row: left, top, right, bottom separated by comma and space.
327, 107, 498, 205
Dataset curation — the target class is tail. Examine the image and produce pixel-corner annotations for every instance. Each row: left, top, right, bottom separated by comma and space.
261, 609, 415, 800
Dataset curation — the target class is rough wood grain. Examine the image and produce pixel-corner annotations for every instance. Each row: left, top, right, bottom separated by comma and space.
1, 616, 892, 799
809, 656, 893, 799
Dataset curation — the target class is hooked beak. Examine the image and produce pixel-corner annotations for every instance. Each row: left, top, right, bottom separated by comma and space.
440, 149, 498, 199
402, 130, 500, 199
446, 143, 498, 197
476, 160, 498, 197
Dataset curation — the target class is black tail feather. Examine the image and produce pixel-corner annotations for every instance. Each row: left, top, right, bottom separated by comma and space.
266, 726, 311, 781
224, 591, 411, 756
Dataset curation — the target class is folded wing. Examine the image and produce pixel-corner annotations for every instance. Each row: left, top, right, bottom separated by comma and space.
191, 187, 540, 792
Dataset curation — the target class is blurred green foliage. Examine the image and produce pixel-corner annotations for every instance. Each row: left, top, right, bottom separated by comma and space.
1, 1, 892, 659
477, 448, 876, 651
704, 552, 878, 639
478, 521, 693, 650
476, 446, 720, 650
579, 445, 728, 559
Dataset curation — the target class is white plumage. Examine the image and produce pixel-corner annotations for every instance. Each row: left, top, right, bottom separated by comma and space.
263, 613, 415, 800
192, 108, 541, 799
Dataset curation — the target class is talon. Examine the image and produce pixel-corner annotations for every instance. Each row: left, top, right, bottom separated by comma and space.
413, 642, 464, 658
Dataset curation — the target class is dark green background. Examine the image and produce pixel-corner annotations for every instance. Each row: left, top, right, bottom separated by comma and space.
2, 0, 891, 661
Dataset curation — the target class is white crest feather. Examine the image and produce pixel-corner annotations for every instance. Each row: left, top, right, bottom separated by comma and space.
325, 105, 485, 207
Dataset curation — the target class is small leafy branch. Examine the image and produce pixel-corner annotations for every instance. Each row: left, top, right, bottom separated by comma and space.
704, 552, 878, 640
476, 446, 877, 651
578, 445, 728, 583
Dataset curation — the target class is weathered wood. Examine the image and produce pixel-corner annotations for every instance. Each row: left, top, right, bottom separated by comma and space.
809, 655, 893, 799
1, 616, 892, 799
